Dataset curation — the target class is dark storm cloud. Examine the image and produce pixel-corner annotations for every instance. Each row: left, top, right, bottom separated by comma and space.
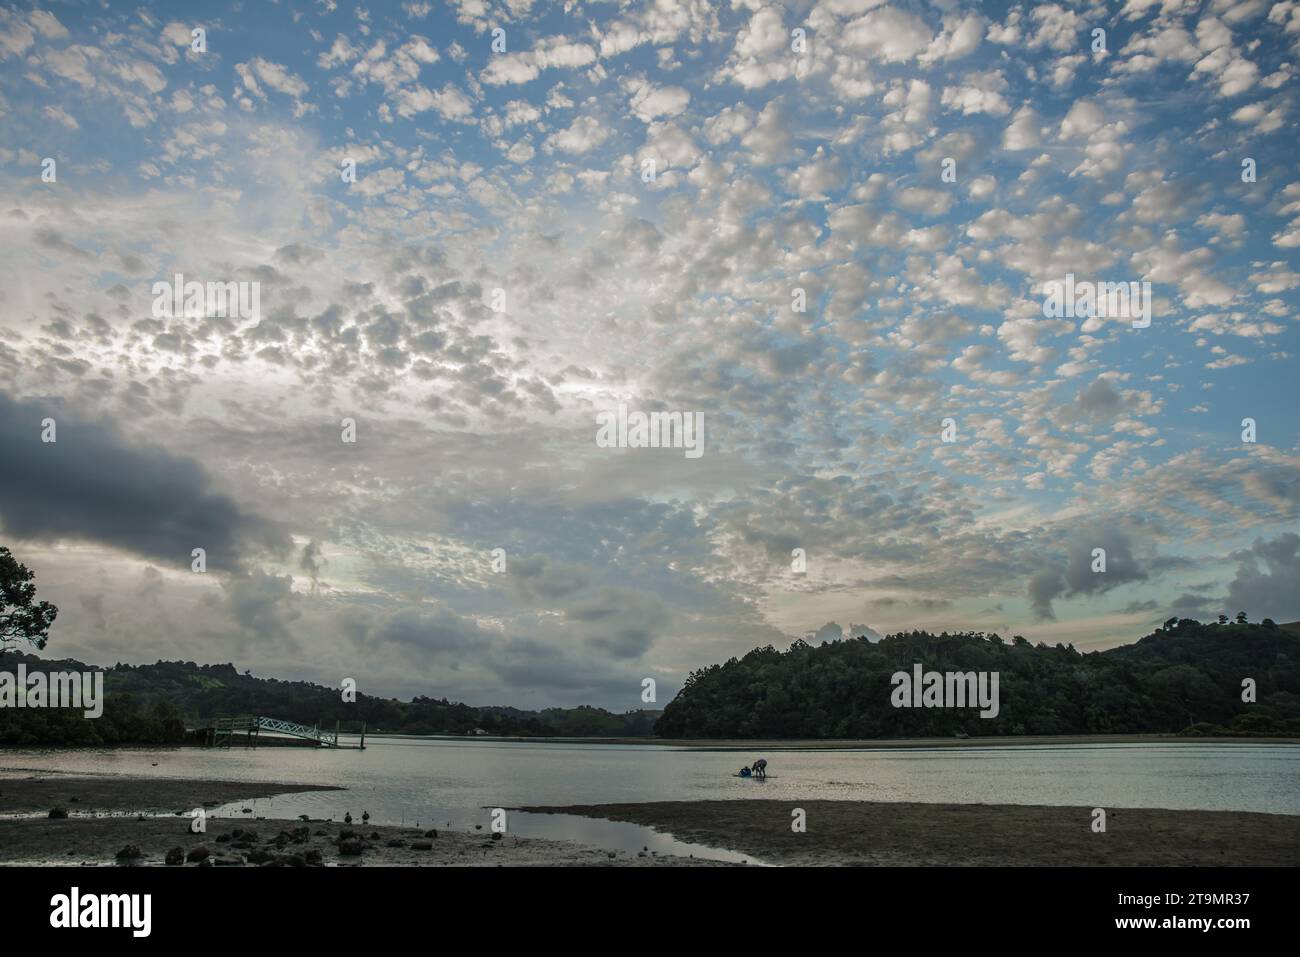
1028, 567, 1067, 621
1029, 526, 1148, 620
1225, 533, 1300, 622
0, 391, 290, 571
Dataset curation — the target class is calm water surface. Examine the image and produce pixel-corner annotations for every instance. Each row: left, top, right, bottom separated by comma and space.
4, 738, 1296, 861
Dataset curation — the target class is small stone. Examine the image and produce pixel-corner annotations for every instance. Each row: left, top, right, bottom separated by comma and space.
165, 847, 185, 866
185, 846, 209, 863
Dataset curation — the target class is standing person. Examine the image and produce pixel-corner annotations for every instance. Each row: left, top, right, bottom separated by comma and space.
751, 757, 768, 779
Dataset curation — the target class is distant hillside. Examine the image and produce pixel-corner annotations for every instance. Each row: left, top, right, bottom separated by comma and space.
0, 654, 661, 747
5, 618, 1297, 747
655, 618, 1300, 739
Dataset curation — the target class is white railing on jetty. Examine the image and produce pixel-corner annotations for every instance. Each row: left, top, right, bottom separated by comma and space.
201, 715, 339, 748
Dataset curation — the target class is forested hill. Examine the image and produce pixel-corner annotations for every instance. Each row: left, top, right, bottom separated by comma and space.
654, 618, 1300, 739
0, 654, 660, 746
4, 618, 1297, 746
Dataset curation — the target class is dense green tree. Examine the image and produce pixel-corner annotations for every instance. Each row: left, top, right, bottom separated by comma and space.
4, 615, 1297, 746
0, 547, 57, 652
655, 621, 1300, 739
0, 653, 664, 745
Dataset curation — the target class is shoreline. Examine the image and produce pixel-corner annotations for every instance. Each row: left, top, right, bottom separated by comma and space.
0, 771, 731, 867
524, 800, 1300, 866
355, 732, 1300, 749
0, 769, 343, 814
5, 769, 1297, 866
0, 817, 732, 867
6, 733, 1298, 753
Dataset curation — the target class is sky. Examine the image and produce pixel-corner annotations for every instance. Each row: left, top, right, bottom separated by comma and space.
0, 0, 1298, 711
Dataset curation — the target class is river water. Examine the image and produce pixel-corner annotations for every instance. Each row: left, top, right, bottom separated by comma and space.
4, 738, 1296, 862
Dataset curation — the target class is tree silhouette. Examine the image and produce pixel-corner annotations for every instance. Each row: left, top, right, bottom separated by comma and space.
0, 547, 58, 652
